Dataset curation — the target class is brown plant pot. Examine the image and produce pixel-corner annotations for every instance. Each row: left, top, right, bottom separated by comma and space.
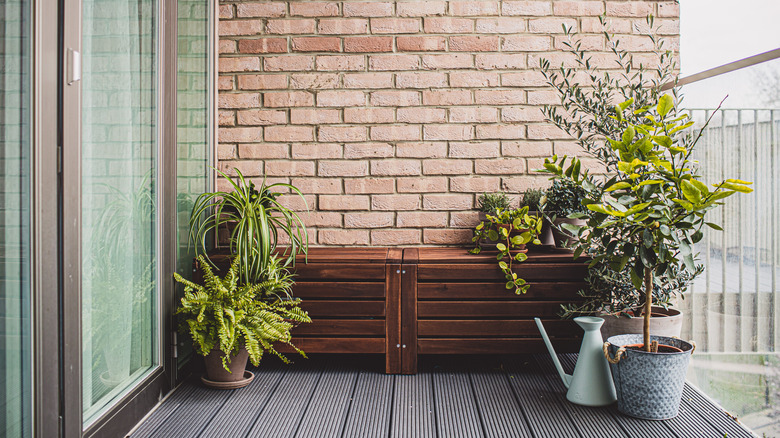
204, 347, 250, 383
599, 306, 683, 341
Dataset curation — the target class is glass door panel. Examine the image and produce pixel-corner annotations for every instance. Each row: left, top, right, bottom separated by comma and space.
81, 0, 159, 425
0, 0, 32, 436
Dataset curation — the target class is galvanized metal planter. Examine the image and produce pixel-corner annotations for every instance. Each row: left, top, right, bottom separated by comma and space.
604, 334, 694, 420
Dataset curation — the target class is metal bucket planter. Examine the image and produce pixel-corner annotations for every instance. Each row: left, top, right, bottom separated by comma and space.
603, 334, 694, 420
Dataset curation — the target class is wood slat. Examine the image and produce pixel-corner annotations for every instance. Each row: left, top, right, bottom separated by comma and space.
295, 365, 359, 438
681, 385, 757, 438
418, 338, 581, 355
433, 372, 485, 438
129, 384, 198, 438
470, 370, 534, 438
418, 263, 587, 281
295, 247, 389, 264
411, 247, 580, 264
292, 282, 385, 299
391, 372, 436, 438
386, 262, 402, 374
294, 264, 386, 280
418, 319, 577, 338
150, 384, 233, 438
278, 337, 385, 354
342, 372, 394, 438
401, 263, 418, 375
292, 319, 385, 336
417, 301, 569, 318
417, 282, 586, 300
300, 300, 385, 318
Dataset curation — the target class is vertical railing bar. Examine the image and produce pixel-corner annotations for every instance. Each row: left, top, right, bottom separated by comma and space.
704, 110, 711, 351
721, 111, 728, 352
754, 109, 760, 351
737, 110, 745, 352
771, 110, 777, 352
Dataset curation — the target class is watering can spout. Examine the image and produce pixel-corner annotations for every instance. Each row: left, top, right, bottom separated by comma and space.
534, 318, 572, 389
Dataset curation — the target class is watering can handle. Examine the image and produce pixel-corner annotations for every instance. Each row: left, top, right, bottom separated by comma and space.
603, 342, 626, 364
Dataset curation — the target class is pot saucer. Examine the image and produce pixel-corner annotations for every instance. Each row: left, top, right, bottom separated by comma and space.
201, 370, 255, 389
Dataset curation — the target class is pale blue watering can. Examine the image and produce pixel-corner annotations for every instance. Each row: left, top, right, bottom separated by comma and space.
535, 316, 617, 406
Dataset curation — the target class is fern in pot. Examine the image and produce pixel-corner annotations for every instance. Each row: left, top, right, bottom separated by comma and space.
542, 94, 752, 419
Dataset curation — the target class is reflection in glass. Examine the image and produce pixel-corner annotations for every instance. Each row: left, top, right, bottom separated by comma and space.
0, 0, 32, 436
81, 0, 159, 424
679, 58, 780, 436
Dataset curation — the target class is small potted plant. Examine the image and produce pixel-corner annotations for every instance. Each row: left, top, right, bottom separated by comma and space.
175, 255, 311, 388
477, 192, 512, 222
542, 94, 752, 419
541, 179, 588, 248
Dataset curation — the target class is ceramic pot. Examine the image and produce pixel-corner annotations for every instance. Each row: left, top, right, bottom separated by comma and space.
599, 307, 683, 341
604, 334, 693, 420
204, 347, 249, 383
552, 218, 586, 248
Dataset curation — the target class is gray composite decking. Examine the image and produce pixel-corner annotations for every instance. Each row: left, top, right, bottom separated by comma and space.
129, 354, 757, 438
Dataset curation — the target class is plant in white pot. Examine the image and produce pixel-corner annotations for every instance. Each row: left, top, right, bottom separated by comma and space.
542, 93, 752, 419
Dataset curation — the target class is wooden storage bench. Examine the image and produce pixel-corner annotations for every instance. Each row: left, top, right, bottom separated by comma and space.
399, 248, 587, 374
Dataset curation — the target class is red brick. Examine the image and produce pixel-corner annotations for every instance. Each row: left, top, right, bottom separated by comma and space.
397, 107, 446, 124
501, 176, 551, 192
218, 143, 237, 159
423, 17, 474, 33
218, 110, 236, 126
372, 194, 421, 211
263, 55, 314, 71
553, 1, 605, 16
449, 107, 498, 123
503, 140, 553, 157
319, 18, 369, 34
397, 211, 447, 228
501, 71, 547, 87
396, 72, 448, 88
424, 229, 473, 244
397, 1, 447, 16
502, 106, 545, 123
238, 143, 289, 159
299, 212, 343, 227
369, 54, 420, 71
264, 160, 316, 176
450, 211, 481, 228
371, 18, 421, 34
476, 17, 526, 33
266, 19, 317, 34
397, 177, 448, 193
290, 73, 340, 89
371, 229, 421, 245
317, 90, 366, 107
318, 160, 369, 177
218, 76, 234, 90
344, 36, 393, 52
658, 2, 680, 18
371, 125, 421, 142
345, 178, 395, 194
265, 126, 314, 142
475, 54, 526, 69
450, 1, 500, 16
450, 176, 501, 193
263, 91, 314, 107
424, 125, 473, 141
291, 37, 341, 52
343, 73, 394, 89
422, 54, 474, 69
527, 124, 568, 140
220, 20, 264, 36
371, 159, 422, 176
217, 161, 262, 177
236, 2, 286, 18
449, 141, 500, 158
290, 108, 340, 125
219, 127, 263, 143
345, 212, 395, 228
501, 35, 551, 51
474, 89, 526, 105
319, 229, 370, 245
581, 17, 631, 33
219, 57, 261, 72
449, 36, 500, 52
423, 159, 473, 175
219, 93, 261, 109
527, 90, 559, 105
219, 4, 233, 19
476, 125, 525, 139
475, 158, 527, 174
423, 194, 473, 210
502, 1, 552, 16
606, 2, 654, 17
237, 74, 288, 90
344, 143, 394, 158
422, 89, 471, 106
397, 36, 446, 52
450, 71, 500, 88
318, 126, 368, 142
528, 18, 578, 33
396, 142, 447, 158
290, 2, 339, 17
316, 55, 366, 71
236, 109, 287, 125
344, 107, 395, 124
291, 143, 342, 159
343, 2, 394, 17
291, 178, 342, 194
369, 90, 421, 106
220, 40, 236, 54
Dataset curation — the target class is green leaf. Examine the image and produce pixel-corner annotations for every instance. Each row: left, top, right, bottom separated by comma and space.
511, 235, 525, 246
725, 179, 753, 185
689, 179, 709, 195
487, 230, 499, 241
496, 243, 507, 252
642, 229, 653, 248
681, 180, 703, 204
618, 98, 634, 111
720, 182, 754, 193
498, 261, 508, 270
605, 181, 631, 192
657, 93, 674, 117
652, 135, 672, 147
621, 126, 636, 145
705, 222, 723, 231
515, 253, 528, 262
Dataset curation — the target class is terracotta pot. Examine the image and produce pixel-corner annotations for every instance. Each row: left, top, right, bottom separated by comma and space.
204, 347, 249, 382
599, 306, 683, 341
552, 218, 586, 248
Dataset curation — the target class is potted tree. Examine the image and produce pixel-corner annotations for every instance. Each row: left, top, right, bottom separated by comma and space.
542, 93, 752, 419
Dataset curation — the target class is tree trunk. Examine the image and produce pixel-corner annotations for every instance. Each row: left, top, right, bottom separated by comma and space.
644, 267, 653, 352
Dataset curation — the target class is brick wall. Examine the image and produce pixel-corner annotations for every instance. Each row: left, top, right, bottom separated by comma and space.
217, 0, 680, 246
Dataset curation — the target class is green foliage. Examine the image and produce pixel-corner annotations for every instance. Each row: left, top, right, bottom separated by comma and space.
469, 207, 543, 294
175, 255, 312, 371
477, 192, 512, 214
541, 179, 588, 217
519, 188, 546, 211
189, 168, 308, 286
541, 94, 752, 348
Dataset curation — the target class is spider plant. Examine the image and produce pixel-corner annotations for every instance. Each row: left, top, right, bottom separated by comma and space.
189, 168, 309, 286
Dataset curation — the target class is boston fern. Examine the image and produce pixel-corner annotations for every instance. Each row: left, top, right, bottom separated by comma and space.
174, 255, 311, 371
